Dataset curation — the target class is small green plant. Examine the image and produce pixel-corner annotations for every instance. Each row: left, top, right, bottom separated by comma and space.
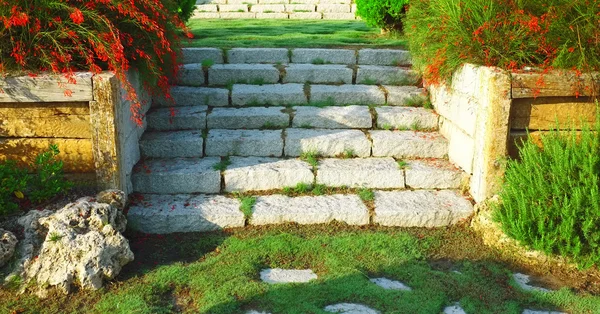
226, 81, 235, 92
250, 78, 266, 86
213, 157, 232, 171
300, 151, 319, 167
238, 195, 256, 220
342, 149, 356, 159
410, 121, 422, 131
309, 97, 335, 108
381, 123, 393, 131
404, 96, 427, 108
360, 78, 378, 85
48, 232, 63, 243
261, 122, 278, 129
0, 160, 29, 215
300, 123, 313, 129
28, 145, 73, 203
293, 183, 312, 194
311, 58, 331, 65
397, 160, 408, 169
355, 0, 408, 32
312, 184, 326, 196
358, 188, 375, 202
201, 59, 215, 68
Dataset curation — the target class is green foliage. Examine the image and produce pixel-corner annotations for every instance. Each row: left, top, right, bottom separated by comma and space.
0, 145, 71, 215
358, 188, 374, 202
300, 151, 319, 167
405, 0, 600, 84
213, 157, 232, 171
238, 196, 256, 220
175, 0, 197, 22
355, 0, 409, 31
494, 121, 600, 268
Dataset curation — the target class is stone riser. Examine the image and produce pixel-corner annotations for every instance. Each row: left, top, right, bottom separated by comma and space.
127, 189, 474, 234
194, 3, 357, 20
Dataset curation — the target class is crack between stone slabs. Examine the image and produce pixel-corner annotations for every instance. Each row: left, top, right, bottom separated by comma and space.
362, 129, 374, 157
276, 64, 287, 84
368, 105, 378, 130
378, 85, 390, 105
303, 82, 311, 103
348, 64, 358, 85
353, 48, 359, 66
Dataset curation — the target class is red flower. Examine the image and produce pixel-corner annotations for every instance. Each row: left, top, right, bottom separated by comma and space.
70, 9, 84, 25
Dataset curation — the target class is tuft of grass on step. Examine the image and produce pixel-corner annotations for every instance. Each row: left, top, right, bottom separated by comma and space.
201, 59, 215, 68
238, 195, 256, 220
311, 58, 331, 65
308, 97, 335, 108
213, 157, 232, 171
410, 121, 423, 131
300, 150, 319, 167
404, 95, 432, 108
357, 188, 375, 202
397, 160, 408, 169
360, 78, 378, 85
340, 149, 356, 159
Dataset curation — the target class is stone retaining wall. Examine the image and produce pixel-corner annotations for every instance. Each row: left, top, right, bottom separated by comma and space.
0, 71, 149, 194
194, 0, 358, 19
430, 64, 599, 203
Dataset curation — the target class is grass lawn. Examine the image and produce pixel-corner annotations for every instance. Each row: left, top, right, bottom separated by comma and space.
184, 19, 406, 49
2, 224, 599, 314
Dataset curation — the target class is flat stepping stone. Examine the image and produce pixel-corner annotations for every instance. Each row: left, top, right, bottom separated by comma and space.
513, 273, 551, 293
208, 64, 280, 86
153, 86, 229, 107
206, 129, 283, 157
384, 86, 426, 106
292, 105, 372, 129
182, 47, 224, 64
405, 159, 465, 189
251, 194, 369, 226
208, 107, 289, 129
376, 107, 438, 130
291, 48, 356, 65
132, 158, 221, 194
127, 194, 244, 234
260, 268, 317, 284
139, 131, 203, 158
356, 66, 419, 86
227, 48, 289, 64
232, 84, 308, 106
370, 278, 411, 291
358, 49, 411, 66
316, 158, 404, 189
371, 131, 448, 159
246, 311, 271, 314
146, 106, 208, 131
522, 310, 566, 314
324, 303, 380, 314
283, 64, 353, 84
374, 190, 474, 227
444, 303, 467, 314
224, 157, 314, 192
310, 85, 385, 106
178, 64, 205, 86
284, 129, 371, 157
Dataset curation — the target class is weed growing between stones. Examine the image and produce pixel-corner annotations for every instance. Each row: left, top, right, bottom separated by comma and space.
300, 151, 319, 168
410, 121, 423, 131
213, 157, 232, 171
308, 97, 335, 108
361, 78, 379, 85
404, 95, 429, 108
397, 160, 408, 169
201, 59, 215, 68
358, 188, 375, 202
311, 58, 332, 65
236, 194, 256, 221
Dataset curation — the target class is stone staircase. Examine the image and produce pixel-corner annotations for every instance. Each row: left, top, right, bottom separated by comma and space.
126, 47, 474, 234
194, 0, 359, 20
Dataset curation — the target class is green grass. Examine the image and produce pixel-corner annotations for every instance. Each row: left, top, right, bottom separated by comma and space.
213, 157, 232, 171
3, 225, 598, 313
185, 19, 406, 49
300, 150, 319, 167
238, 195, 256, 220
357, 188, 375, 202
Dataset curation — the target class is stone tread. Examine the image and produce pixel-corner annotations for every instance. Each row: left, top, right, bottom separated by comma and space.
205, 129, 284, 157
207, 107, 289, 129
132, 158, 221, 194
292, 105, 372, 129
208, 64, 280, 86
224, 157, 314, 192
139, 130, 204, 158
371, 131, 449, 159
310, 85, 385, 105
232, 84, 308, 106
356, 66, 419, 86
316, 158, 404, 189
146, 106, 208, 131
127, 194, 245, 234
284, 128, 371, 157
404, 159, 466, 189
375, 107, 439, 130
153, 86, 229, 107
251, 194, 370, 226
283, 64, 353, 84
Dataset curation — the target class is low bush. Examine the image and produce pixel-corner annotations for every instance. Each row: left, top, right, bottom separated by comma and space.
494, 120, 600, 268
0, 0, 191, 125
0, 145, 72, 215
176, 0, 197, 22
405, 0, 600, 84
355, 0, 409, 32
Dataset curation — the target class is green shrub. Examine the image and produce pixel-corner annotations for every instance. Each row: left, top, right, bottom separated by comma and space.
494, 121, 600, 268
0, 145, 72, 215
405, 0, 600, 84
355, 0, 409, 32
176, 0, 197, 22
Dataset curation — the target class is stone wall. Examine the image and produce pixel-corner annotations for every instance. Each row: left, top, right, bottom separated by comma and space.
0, 71, 149, 194
430, 64, 599, 203
194, 0, 358, 20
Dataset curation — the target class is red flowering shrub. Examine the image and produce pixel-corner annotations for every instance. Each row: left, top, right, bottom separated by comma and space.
405, 0, 600, 85
0, 0, 192, 125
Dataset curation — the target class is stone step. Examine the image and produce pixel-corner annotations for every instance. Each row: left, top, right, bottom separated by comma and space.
182, 48, 224, 65
227, 48, 289, 64
208, 64, 280, 86
153, 86, 229, 107
316, 157, 404, 189
371, 131, 448, 159
356, 66, 419, 86
283, 64, 353, 84
127, 194, 245, 234
385, 86, 426, 106
224, 157, 314, 192
208, 107, 290, 129
310, 85, 385, 106
375, 107, 438, 130
292, 105, 372, 129
178, 64, 205, 86
232, 84, 307, 106
205, 129, 284, 157
146, 106, 208, 131
284, 128, 371, 157
358, 49, 412, 66
139, 130, 204, 158
251, 194, 370, 226
132, 158, 221, 194
373, 190, 474, 227
404, 159, 467, 189
291, 48, 356, 65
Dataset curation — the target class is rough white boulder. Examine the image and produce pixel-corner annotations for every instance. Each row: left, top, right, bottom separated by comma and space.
0, 229, 18, 268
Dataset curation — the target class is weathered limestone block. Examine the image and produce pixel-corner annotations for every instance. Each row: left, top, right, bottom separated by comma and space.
132, 158, 221, 194
324, 304, 380, 314
316, 158, 404, 188
182, 48, 224, 64
310, 85, 385, 105
371, 130, 448, 159
370, 278, 412, 291
251, 194, 369, 226
220, 12, 256, 19
375, 107, 438, 130
384, 86, 426, 106
178, 64, 206, 86
228, 0, 258, 4
219, 4, 249, 12
291, 48, 356, 65
232, 84, 307, 106
439, 117, 475, 173
250, 4, 285, 12
322, 13, 356, 20
284, 64, 353, 84
292, 105, 372, 129
193, 12, 220, 18
358, 49, 411, 66
260, 269, 318, 284
317, 4, 351, 13
0, 102, 91, 138
356, 66, 419, 85
227, 48, 290, 64
404, 160, 466, 189
153, 86, 230, 107
289, 12, 322, 19
196, 4, 218, 12
224, 157, 314, 192
374, 190, 474, 227
429, 83, 478, 137
285, 4, 315, 12
127, 194, 245, 234
208, 107, 289, 129
208, 64, 280, 86
284, 128, 371, 157
139, 130, 204, 158
206, 129, 284, 157
0, 229, 17, 268
256, 13, 289, 18
146, 106, 208, 131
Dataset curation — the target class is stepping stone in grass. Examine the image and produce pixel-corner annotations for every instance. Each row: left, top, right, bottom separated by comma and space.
260, 268, 317, 284
522, 310, 566, 314
246, 311, 271, 314
324, 303, 381, 314
443, 303, 467, 314
369, 278, 411, 291
513, 273, 551, 293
